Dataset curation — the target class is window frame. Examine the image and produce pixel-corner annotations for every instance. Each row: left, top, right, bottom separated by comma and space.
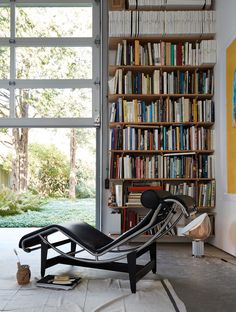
0, 0, 101, 127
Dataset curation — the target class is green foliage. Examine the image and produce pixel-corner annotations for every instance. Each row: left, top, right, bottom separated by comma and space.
0, 187, 45, 217
0, 198, 95, 227
76, 159, 95, 198
29, 143, 70, 197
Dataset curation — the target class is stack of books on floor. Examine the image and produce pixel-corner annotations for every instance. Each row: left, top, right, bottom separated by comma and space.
36, 275, 81, 290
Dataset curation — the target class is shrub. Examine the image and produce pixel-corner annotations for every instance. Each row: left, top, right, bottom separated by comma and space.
76, 159, 95, 198
29, 143, 70, 197
0, 187, 45, 217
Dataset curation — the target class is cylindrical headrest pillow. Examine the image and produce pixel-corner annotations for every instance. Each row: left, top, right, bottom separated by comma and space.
141, 190, 171, 210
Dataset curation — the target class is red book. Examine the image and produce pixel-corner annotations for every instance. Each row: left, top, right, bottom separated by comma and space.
128, 185, 162, 192
177, 43, 182, 66
128, 211, 137, 229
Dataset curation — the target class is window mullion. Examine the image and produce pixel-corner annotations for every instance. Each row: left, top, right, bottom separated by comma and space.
9, 0, 16, 118
13, 38, 96, 47
14, 79, 94, 88
0, 118, 95, 127
92, 0, 100, 126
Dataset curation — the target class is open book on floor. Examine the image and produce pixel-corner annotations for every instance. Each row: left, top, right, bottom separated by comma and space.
36, 275, 81, 290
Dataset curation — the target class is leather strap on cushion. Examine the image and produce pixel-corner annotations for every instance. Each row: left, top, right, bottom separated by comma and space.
172, 194, 196, 216
141, 190, 172, 210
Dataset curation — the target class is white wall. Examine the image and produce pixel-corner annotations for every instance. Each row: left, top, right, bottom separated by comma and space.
212, 0, 236, 256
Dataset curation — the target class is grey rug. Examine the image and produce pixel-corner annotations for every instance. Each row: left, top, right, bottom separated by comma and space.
0, 277, 186, 312
0, 229, 186, 312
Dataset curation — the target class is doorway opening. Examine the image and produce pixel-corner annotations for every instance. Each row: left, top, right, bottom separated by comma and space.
0, 128, 96, 227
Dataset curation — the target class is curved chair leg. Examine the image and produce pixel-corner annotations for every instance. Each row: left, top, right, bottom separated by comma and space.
41, 241, 48, 277
149, 242, 157, 274
127, 251, 137, 293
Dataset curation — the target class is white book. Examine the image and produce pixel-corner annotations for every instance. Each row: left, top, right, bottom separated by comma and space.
109, 102, 116, 122
115, 43, 122, 66
153, 70, 160, 94
118, 69, 123, 94
163, 72, 167, 94
147, 42, 153, 65
108, 70, 118, 94
165, 0, 205, 10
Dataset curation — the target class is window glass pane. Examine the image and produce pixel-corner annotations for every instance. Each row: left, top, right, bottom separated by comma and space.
0, 89, 10, 117
0, 7, 10, 37
16, 47, 92, 79
15, 88, 92, 118
0, 127, 96, 227
16, 7, 92, 37
0, 48, 10, 79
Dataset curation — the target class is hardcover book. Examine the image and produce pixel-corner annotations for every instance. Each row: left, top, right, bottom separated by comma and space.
36, 275, 81, 290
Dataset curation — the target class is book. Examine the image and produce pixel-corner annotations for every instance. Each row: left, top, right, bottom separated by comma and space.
36, 275, 81, 290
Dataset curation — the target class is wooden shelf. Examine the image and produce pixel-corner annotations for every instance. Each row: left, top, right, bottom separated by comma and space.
197, 206, 215, 210
109, 34, 215, 49
109, 149, 214, 154
109, 64, 215, 75
108, 93, 214, 101
108, 205, 144, 209
109, 178, 215, 182
109, 122, 214, 127
109, 205, 215, 210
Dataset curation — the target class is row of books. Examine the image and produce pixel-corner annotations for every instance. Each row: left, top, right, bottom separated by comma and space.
163, 71, 195, 94
121, 209, 149, 233
127, 0, 163, 9
127, 0, 212, 10
112, 181, 215, 209
109, 154, 215, 179
164, 181, 196, 197
109, 98, 215, 123
109, 10, 215, 37
109, 69, 213, 95
121, 209, 215, 235
116, 208, 214, 235
109, 126, 213, 151
198, 180, 215, 207
114, 40, 216, 66
165, 180, 215, 207
164, 154, 215, 178
121, 208, 177, 235
196, 70, 214, 94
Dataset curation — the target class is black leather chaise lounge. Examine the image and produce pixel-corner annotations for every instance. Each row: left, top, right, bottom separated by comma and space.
19, 190, 196, 293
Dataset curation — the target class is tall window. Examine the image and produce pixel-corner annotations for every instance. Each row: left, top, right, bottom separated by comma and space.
0, 0, 100, 127
0, 0, 101, 228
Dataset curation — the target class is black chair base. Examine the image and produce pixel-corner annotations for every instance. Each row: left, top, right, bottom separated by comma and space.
41, 240, 157, 293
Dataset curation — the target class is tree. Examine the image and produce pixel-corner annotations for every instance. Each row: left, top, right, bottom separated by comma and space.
68, 128, 96, 199
0, 7, 93, 195
69, 129, 77, 199
29, 143, 69, 197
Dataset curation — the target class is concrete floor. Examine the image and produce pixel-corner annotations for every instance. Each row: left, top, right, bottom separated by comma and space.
0, 229, 236, 312
156, 243, 236, 312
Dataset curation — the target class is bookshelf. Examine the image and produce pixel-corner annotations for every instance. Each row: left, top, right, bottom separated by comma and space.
107, 0, 216, 237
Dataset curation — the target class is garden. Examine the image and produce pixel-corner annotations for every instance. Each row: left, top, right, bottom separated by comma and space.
0, 197, 95, 228
0, 128, 96, 228
0, 7, 96, 228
